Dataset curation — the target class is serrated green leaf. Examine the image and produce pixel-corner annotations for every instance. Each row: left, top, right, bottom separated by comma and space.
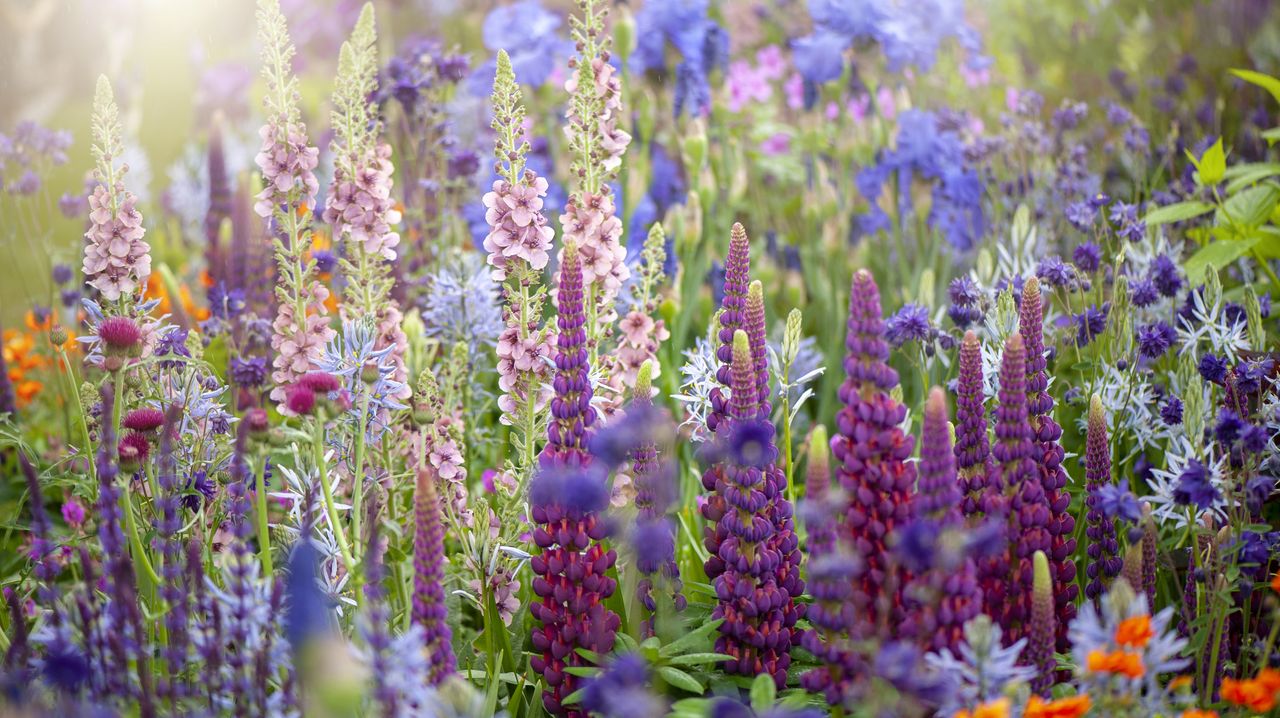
1230, 68, 1280, 105
1183, 237, 1261, 279
1143, 200, 1214, 225
656, 666, 705, 694
668, 652, 734, 667
750, 673, 777, 711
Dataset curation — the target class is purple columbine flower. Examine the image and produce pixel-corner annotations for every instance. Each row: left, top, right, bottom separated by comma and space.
1020, 279, 1077, 655
1084, 395, 1122, 601
1072, 242, 1102, 273
1073, 304, 1108, 346
1172, 460, 1219, 511
947, 277, 984, 328
1034, 256, 1074, 289
1065, 201, 1095, 230
1136, 321, 1176, 359
832, 270, 916, 637
412, 467, 455, 685
1198, 353, 1228, 384
1130, 277, 1159, 308
1151, 255, 1183, 298
701, 330, 801, 688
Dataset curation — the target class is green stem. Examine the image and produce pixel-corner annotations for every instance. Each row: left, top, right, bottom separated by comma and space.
351, 392, 371, 561
313, 423, 358, 596
255, 457, 274, 577
58, 348, 95, 479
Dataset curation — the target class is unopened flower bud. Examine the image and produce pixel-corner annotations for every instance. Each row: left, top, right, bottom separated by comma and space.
50, 325, 68, 346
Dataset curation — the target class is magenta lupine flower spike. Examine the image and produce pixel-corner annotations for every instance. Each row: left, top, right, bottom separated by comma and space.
832, 269, 916, 637
956, 330, 995, 516
903, 388, 982, 654
745, 281, 772, 418
412, 466, 456, 685
1028, 550, 1056, 697
1084, 394, 1121, 601
703, 330, 798, 688
708, 222, 753, 434
541, 245, 597, 468
529, 464, 620, 717
1019, 278, 1078, 647
993, 332, 1043, 640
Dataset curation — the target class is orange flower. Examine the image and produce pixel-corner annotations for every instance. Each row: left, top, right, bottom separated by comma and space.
1222, 676, 1277, 713
1024, 694, 1091, 718
24, 310, 52, 332
1271, 570, 1280, 593
15, 380, 42, 406
199, 269, 215, 289
953, 698, 1010, 718
1087, 649, 1144, 678
1180, 710, 1218, 718
1257, 668, 1280, 694
1169, 675, 1194, 692
1114, 615, 1154, 648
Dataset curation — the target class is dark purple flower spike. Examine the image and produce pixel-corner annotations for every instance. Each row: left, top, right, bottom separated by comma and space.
1084, 394, 1121, 602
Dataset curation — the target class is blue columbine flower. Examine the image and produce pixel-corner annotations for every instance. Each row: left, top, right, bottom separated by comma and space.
1172, 460, 1220, 511
1198, 353, 1228, 384
1096, 479, 1142, 524
1160, 397, 1184, 426
1136, 321, 1177, 359
1072, 242, 1102, 273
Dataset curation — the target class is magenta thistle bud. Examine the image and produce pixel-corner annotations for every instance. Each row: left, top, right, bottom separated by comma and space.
993, 332, 1043, 639
412, 467, 456, 685
284, 385, 316, 416
1028, 550, 1056, 697
1020, 278, 1078, 649
118, 432, 151, 472
1084, 394, 1121, 602
832, 270, 915, 635
541, 246, 597, 468
708, 223, 752, 434
98, 316, 142, 356
297, 371, 341, 394
122, 407, 165, 434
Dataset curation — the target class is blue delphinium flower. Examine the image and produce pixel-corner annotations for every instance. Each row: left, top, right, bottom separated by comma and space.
468, 0, 571, 95
1096, 479, 1142, 524
632, 0, 726, 118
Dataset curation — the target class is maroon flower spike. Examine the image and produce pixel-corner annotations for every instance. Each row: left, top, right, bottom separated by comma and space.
297, 371, 341, 394
955, 330, 995, 516
412, 467, 455, 685
1084, 394, 1121, 602
98, 316, 142, 355
541, 245, 596, 468
123, 407, 166, 434
707, 222, 752, 435
993, 332, 1047, 642
1019, 278, 1077, 651
831, 269, 915, 638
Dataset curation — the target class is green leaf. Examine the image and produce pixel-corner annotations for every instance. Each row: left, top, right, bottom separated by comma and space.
667, 652, 734, 667
1186, 137, 1226, 186
561, 688, 585, 706
656, 666, 705, 694
1264, 127, 1280, 146
1230, 68, 1280, 105
563, 666, 598, 677
750, 673, 777, 711
1217, 184, 1280, 229
659, 619, 723, 657
1143, 200, 1213, 225
1183, 237, 1262, 279
1223, 162, 1280, 193
1251, 226, 1280, 258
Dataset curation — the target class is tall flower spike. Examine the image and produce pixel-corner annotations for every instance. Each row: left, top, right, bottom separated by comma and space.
529, 464, 620, 716
992, 332, 1041, 640
1084, 394, 1121, 601
955, 330, 995, 518
803, 425, 834, 553
542, 245, 597, 468
745, 280, 772, 419
832, 269, 915, 638
412, 466, 456, 685
205, 112, 232, 286
83, 76, 151, 303
707, 222, 752, 434
1020, 278, 1078, 649
704, 330, 798, 688
903, 388, 983, 655
1028, 551, 1056, 697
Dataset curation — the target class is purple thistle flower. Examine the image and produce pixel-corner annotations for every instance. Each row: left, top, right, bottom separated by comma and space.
832, 270, 915, 636
702, 330, 802, 688
541, 246, 597, 468
708, 223, 752, 435
1084, 395, 1122, 602
412, 467, 455, 685
529, 461, 620, 716
1019, 280, 1077, 654
1027, 551, 1056, 696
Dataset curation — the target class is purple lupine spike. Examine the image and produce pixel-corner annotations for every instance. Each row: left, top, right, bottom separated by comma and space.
153, 404, 192, 704
529, 463, 620, 717
541, 245, 597, 468
1120, 544, 1144, 592
19, 452, 58, 603
363, 522, 399, 717
993, 332, 1044, 641
802, 425, 834, 554
955, 330, 994, 517
1140, 504, 1157, 607
631, 363, 687, 636
1084, 394, 1121, 602
412, 466, 456, 685
745, 280, 772, 418
91, 384, 135, 699
703, 330, 798, 688
902, 388, 983, 655
0, 319, 16, 415
914, 388, 964, 525
1028, 550, 1056, 697
205, 113, 232, 286
1019, 278, 1078, 649
832, 269, 915, 638
708, 222, 752, 435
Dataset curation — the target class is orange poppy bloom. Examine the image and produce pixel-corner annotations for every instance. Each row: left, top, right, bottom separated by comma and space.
1180, 710, 1219, 718
1087, 649, 1144, 678
1024, 694, 1091, 718
1169, 675, 1194, 692
1114, 615, 1154, 648
15, 380, 42, 406
25, 310, 52, 332
1271, 570, 1280, 593
1257, 668, 1280, 694
953, 697, 1010, 718
1221, 676, 1277, 713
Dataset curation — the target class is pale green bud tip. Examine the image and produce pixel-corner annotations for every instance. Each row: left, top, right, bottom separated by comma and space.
748, 280, 763, 306
732, 329, 751, 366
1088, 393, 1105, 424
1022, 274, 1040, 301
647, 222, 665, 244
808, 424, 829, 461
1033, 550, 1050, 594
635, 360, 654, 398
